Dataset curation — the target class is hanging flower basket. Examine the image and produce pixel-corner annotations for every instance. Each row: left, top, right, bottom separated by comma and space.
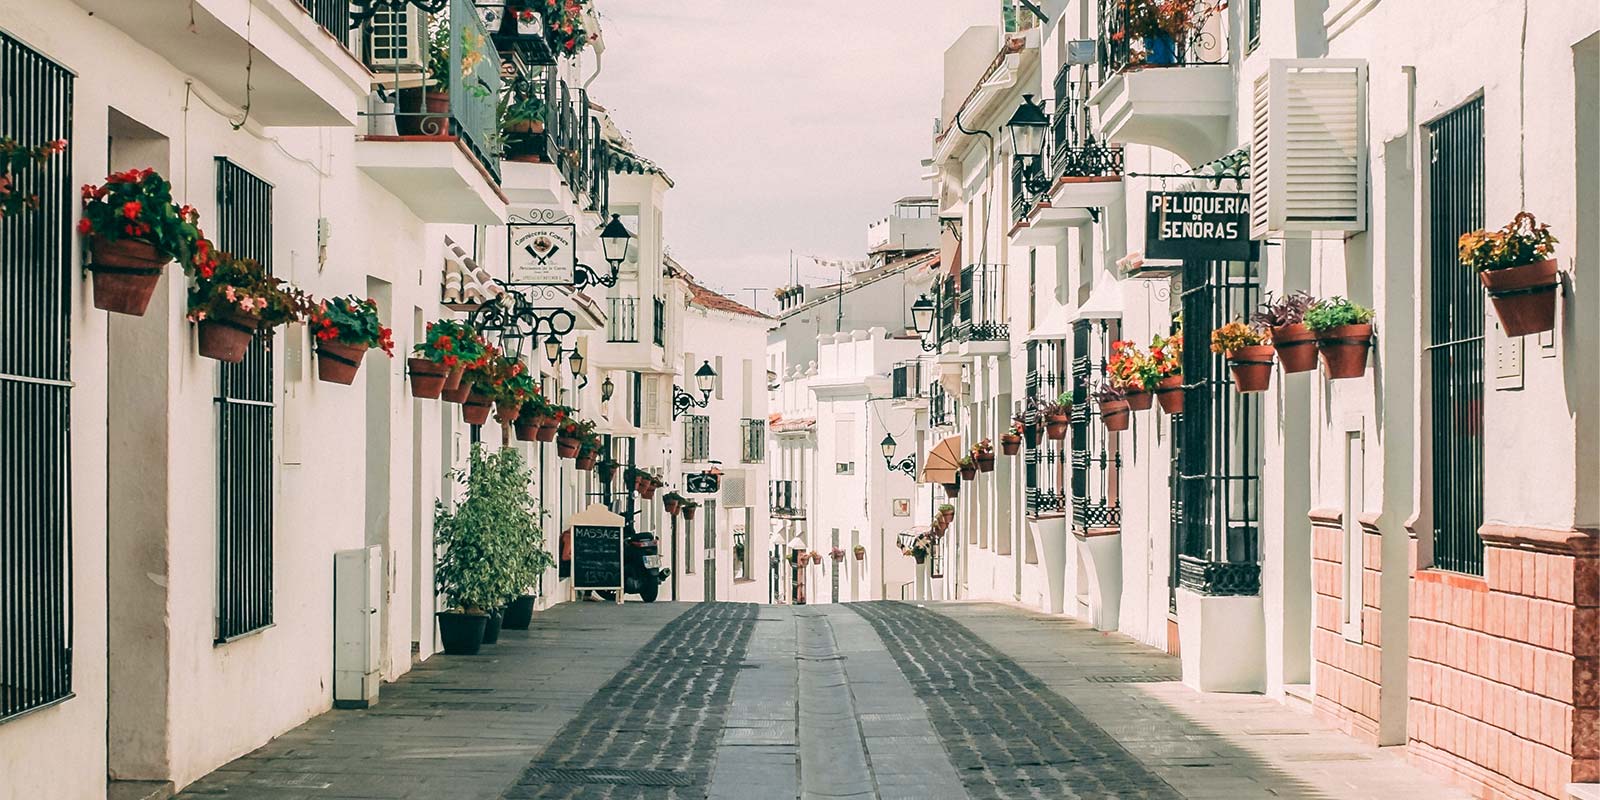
638, 480, 658, 501
196, 309, 260, 363
830, 547, 846, 563
682, 502, 698, 522
1000, 434, 1022, 456
462, 389, 494, 425
1043, 398, 1071, 441
1100, 398, 1132, 432
88, 237, 171, 316
575, 451, 597, 470
1462, 212, 1560, 336
555, 435, 581, 458
597, 461, 618, 482
311, 296, 393, 384
495, 400, 523, 425
316, 340, 370, 385
662, 493, 682, 516
853, 545, 866, 561
1155, 375, 1184, 414
442, 380, 472, 404
939, 505, 955, 525
1227, 346, 1275, 393
79, 168, 197, 317
959, 464, 977, 481
1315, 326, 1373, 379
1124, 389, 1154, 411
1270, 324, 1319, 374
973, 440, 995, 473
408, 357, 449, 399
942, 482, 960, 499
914, 552, 927, 565
514, 420, 540, 442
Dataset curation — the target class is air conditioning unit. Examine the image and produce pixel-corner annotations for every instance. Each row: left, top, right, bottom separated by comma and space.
720, 471, 755, 507
1250, 59, 1369, 239
364, 6, 428, 75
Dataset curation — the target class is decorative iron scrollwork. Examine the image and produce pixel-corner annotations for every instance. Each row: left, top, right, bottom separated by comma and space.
350, 0, 449, 28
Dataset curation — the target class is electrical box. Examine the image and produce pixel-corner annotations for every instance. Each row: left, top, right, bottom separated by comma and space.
334, 546, 382, 709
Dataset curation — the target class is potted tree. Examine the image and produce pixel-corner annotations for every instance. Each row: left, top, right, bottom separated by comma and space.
1211, 320, 1273, 393
681, 499, 700, 522
1461, 211, 1560, 336
187, 253, 310, 363
79, 167, 204, 316
1001, 418, 1024, 455
1095, 383, 1132, 432
310, 295, 394, 384
1042, 393, 1072, 440
1252, 291, 1319, 374
958, 454, 977, 482
1305, 298, 1374, 379
973, 439, 996, 473
1151, 331, 1184, 413
434, 445, 541, 654
661, 491, 684, 517
853, 544, 866, 561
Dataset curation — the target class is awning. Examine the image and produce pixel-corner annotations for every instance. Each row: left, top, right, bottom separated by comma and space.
920, 436, 963, 485
441, 235, 504, 310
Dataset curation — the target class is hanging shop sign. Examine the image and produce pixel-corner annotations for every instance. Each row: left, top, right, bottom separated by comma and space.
508, 220, 577, 285
685, 472, 721, 495
1145, 191, 1255, 262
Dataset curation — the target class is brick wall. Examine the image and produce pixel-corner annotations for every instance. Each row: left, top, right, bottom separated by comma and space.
1406, 526, 1599, 800
1310, 509, 1386, 743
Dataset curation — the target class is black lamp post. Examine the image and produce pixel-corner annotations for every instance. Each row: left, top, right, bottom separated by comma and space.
881, 433, 918, 478
910, 293, 938, 352
672, 360, 717, 419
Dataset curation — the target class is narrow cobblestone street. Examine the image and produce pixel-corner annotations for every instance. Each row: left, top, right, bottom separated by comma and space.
173, 601, 1467, 800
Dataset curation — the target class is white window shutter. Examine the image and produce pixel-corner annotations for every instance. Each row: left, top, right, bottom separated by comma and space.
1250, 59, 1368, 239
642, 375, 661, 429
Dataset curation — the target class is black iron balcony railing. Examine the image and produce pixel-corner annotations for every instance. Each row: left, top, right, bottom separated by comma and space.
652, 296, 667, 347
957, 264, 1008, 343
928, 381, 953, 429
607, 297, 639, 343
298, 0, 349, 40
1048, 79, 1124, 182
770, 480, 805, 518
1098, 0, 1226, 75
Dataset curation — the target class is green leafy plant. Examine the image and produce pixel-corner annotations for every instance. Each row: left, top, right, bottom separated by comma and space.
1303, 298, 1375, 332
311, 295, 394, 355
1459, 211, 1557, 272
414, 319, 488, 370
434, 445, 550, 612
938, 503, 955, 515
1209, 320, 1267, 353
1150, 331, 1182, 376
0, 137, 66, 217
186, 252, 313, 336
78, 168, 204, 266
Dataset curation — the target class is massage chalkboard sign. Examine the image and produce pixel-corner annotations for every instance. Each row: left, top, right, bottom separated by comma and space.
567, 504, 625, 602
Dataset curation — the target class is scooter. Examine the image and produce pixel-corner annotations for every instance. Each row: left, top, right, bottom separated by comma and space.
623, 530, 668, 602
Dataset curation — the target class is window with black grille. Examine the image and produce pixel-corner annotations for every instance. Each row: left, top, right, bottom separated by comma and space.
1070, 321, 1122, 532
214, 158, 276, 642
1176, 259, 1262, 596
740, 418, 765, 463
1247, 0, 1261, 51
683, 414, 710, 462
1, 32, 75, 723
1025, 338, 1069, 517
1427, 98, 1485, 576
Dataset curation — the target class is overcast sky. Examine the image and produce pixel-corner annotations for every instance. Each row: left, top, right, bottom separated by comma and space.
590, 1, 992, 307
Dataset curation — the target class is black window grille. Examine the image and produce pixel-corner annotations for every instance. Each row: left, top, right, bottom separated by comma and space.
1, 32, 75, 723
297, 0, 350, 42
770, 479, 803, 519
1169, 393, 1185, 613
683, 414, 710, 462
1427, 98, 1486, 575
891, 361, 922, 399
1247, 0, 1261, 50
1176, 259, 1263, 596
1071, 321, 1122, 531
652, 296, 666, 346
214, 158, 275, 642
607, 296, 638, 342
1024, 338, 1069, 517
928, 380, 953, 429
740, 418, 765, 463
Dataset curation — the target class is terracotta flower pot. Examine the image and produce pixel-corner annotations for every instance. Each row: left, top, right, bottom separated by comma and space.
576, 453, 597, 470
462, 390, 493, 425
663, 498, 681, 516
1045, 413, 1070, 441
1125, 390, 1154, 411
1316, 325, 1372, 380
514, 421, 539, 442
943, 482, 960, 499
854, 550, 865, 561
939, 509, 955, 525
1000, 434, 1022, 456
316, 340, 369, 385
682, 506, 698, 522
408, 358, 449, 399
555, 435, 581, 458
1101, 399, 1132, 432
1481, 258, 1559, 337
1270, 323, 1319, 374
443, 364, 466, 392
196, 310, 260, 363
441, 380, 472, 404
1155, 375, 1184, 414
638, 483, 657, 501
495, 400, 523, 425
976, 453, 995, 473
536, 420, 559, 442
1227, 345, 1276, 393
421, 90, 451, 136
959, 465, 977, 481
87, 236, 169, 316
914, 553, 927, 565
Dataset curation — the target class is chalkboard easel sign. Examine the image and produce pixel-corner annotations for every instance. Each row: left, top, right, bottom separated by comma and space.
567, 504, 625, 604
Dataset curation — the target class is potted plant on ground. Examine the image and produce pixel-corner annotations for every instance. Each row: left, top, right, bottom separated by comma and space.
938, 503, 955, 525
0, 136, 65, 218
853, 544, 866, 561
310, 295, 394, 384
958, 454, 977, 481
434, 445, 542, 654
1461, 211, 1560, 336
1109, 340, 1158, 410
1095, 383, 1132, 431
681, 499, 699, 522
973, 439, 996, 473
1151, 331, 1184, 413
1001, 418, 1024, 455
78, 167, 204, 316
187, 253, 311, 363
661, 491, 684, 517
1211, 320, 1273, 393
1305, 298, 1374, 379
1042, 393, 1072, 440
1252, 291, 1319, 374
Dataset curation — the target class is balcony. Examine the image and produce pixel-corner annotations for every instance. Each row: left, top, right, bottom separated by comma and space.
933, 265, 1009, 358
355, 0, 506, 224
607, 297, 639, 343
770, 480, 805, 520
1012, 82, 1126, 242
1088, 0, 1234, 165
741, 419, 767, 464
72, 0, 369, 126
501, 72, 609, 217
890, 361, 925, 400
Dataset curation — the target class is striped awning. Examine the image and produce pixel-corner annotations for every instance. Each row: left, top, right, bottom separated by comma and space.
920, 436, 963, 485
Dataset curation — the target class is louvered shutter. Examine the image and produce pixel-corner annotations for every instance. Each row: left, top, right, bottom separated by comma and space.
1250, 59, 1368, 238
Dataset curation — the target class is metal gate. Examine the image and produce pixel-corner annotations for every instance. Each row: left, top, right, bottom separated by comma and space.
214, 159, 276, 641
1427, 98, 1486, 575
0, 30, 75, 722
1071, 320, 1122, 533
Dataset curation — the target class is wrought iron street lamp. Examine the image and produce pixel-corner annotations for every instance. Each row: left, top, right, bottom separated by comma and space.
543, 334, 587, 389
880, 433, 918, 478
672, 360, 717, 419
1006, 94, 1049, 160
910, 294, 938, 352
600, 374, 615, 402
575, 214, 633, 290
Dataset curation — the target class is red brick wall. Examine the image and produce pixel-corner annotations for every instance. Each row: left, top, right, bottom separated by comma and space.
1310, 509, 1386, 743
1406, 526, 1599, 800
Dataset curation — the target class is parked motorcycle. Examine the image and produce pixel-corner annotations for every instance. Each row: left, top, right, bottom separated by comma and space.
599, 530, 669, 603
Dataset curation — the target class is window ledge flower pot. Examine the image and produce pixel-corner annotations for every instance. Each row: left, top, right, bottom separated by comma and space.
959, 466, 977, 481
436, 611, 488, 655
495, 400, 523, 425
1125, 390, 1154, 411
196, 310, 260, 363
1045, 413, 1070, 441
1481, 258, 1558, 336
316, 340, 369, 385
442, 379, 472, 404
408, 357, 449, 399
1000, 434, 1022, 456
1155, 375, 1184, 414
1315, 325, 1372, 380
1101, 399, 1132, 431
976, 453, 996, 473
1271, 323, 1319, 374
555, 435, 581, 458
87, 236, 169, 316
462, 390, 494, 425
1227, 345, 1276, 393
